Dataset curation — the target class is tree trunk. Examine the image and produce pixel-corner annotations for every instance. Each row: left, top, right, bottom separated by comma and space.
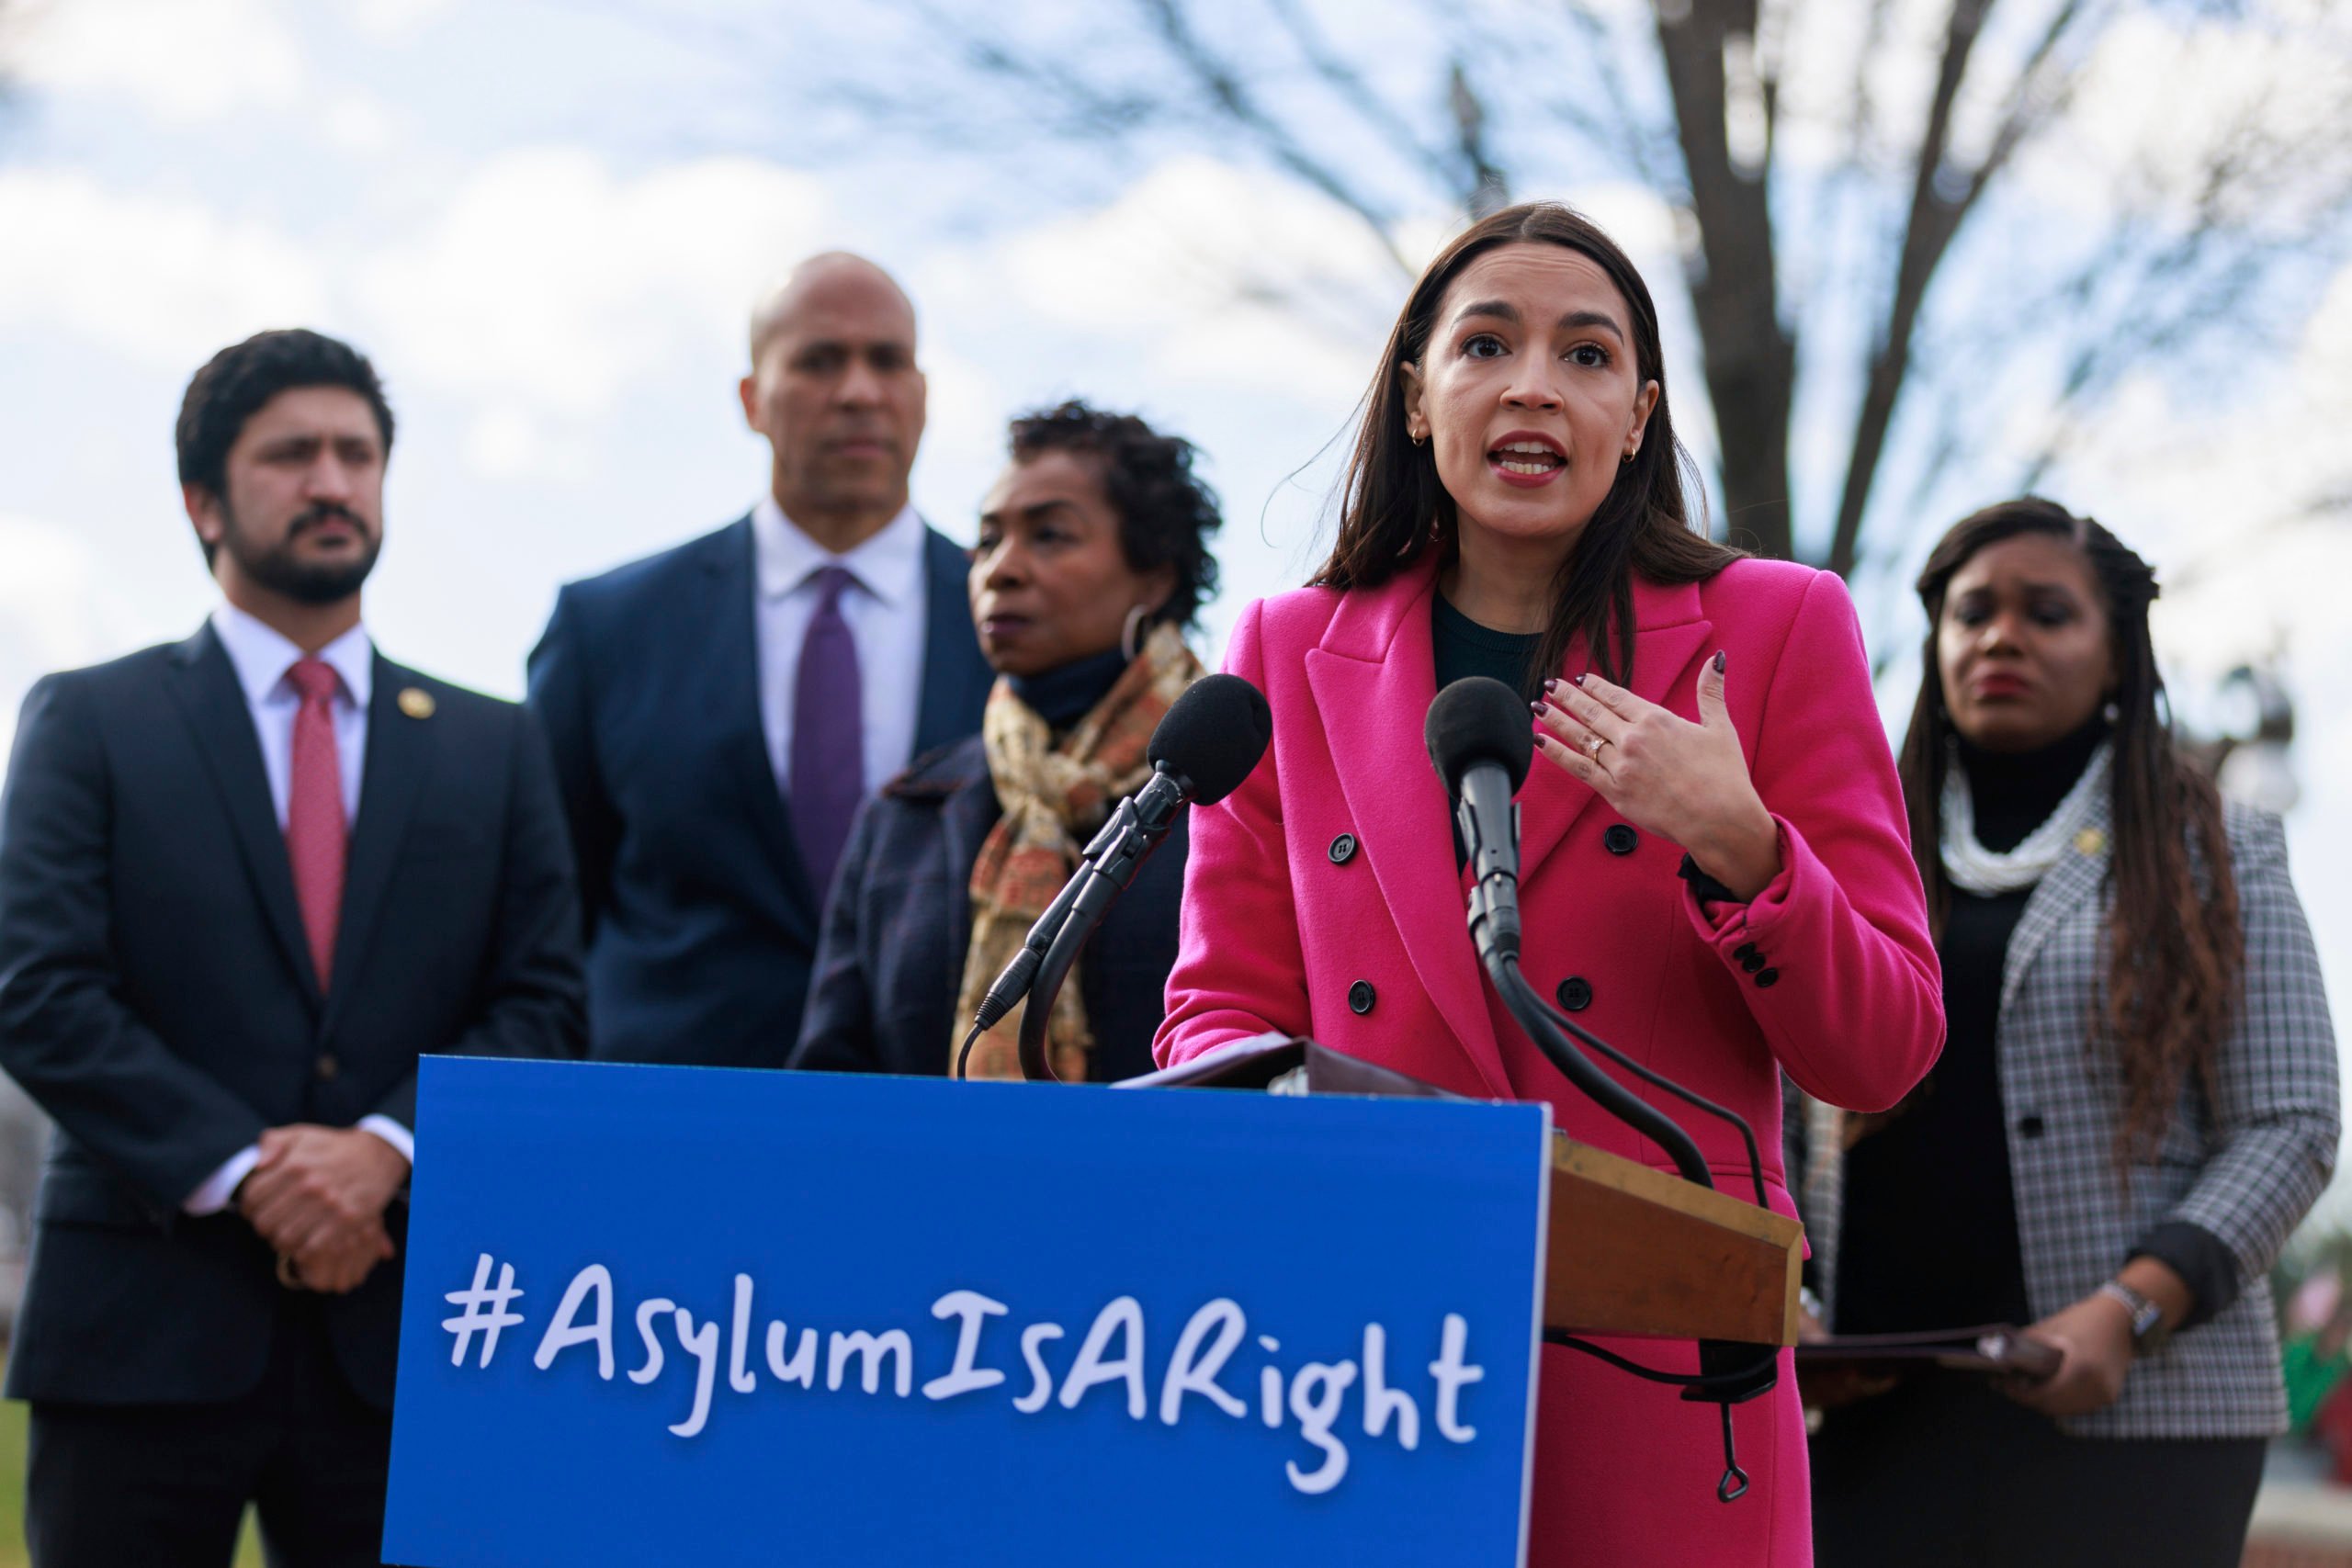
1657, 0, 1798, 561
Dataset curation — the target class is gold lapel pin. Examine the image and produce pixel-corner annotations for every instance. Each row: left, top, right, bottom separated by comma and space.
2074, 827, 2106, 856
398, 687, 436, 720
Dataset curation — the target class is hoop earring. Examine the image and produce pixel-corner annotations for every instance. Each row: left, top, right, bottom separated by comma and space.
1121, 605, 1150, 663
2103, 699, 2120, 724
1410, 431, 1428, 447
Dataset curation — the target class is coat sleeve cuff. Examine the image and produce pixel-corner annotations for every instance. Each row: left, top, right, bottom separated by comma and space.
182, 1144, 262, 1216
1679, 815, 1801, 946
2129, 1219, 2239, 1330
357, 1114, 415, 1168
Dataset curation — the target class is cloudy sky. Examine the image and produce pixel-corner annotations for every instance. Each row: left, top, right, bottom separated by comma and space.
2, 0, 2346, 1204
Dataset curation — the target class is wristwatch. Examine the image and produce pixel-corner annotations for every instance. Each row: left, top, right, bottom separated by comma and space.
2098, 1280, 2169, 1354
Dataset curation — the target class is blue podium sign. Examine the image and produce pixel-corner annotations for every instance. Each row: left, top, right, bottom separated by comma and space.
384, 1058, 1552, 1567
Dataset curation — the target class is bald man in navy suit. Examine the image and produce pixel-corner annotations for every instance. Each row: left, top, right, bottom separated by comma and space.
528, 254, 992, 1067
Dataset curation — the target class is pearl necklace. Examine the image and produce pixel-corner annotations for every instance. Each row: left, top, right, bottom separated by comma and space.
1939, 741, 2111, 897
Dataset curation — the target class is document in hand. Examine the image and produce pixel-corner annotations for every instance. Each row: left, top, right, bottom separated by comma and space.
1794, 1325, 2064, 1381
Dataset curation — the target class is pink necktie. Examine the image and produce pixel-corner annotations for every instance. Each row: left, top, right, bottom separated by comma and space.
284, 659, 347, 992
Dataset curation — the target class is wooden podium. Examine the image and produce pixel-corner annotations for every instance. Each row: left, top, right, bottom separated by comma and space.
1120, 1037, 1803, 1348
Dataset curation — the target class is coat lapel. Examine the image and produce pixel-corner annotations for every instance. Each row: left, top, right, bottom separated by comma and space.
933, 743, 999, 988
2000, 790, 2113, 1015
1517, 577, 1713, 881
322, 653, 431, 1032
911, 525, 991, 759
707, 519, 820, 929
1304, 563, 1512, 1098
163, 626, 319, 998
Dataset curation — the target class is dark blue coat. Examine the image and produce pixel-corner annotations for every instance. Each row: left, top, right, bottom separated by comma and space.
789, 734, 1188, 1082
526, 516, 993, 1067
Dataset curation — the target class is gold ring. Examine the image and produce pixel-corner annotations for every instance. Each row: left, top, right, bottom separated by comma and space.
1587, 734, 1610, 761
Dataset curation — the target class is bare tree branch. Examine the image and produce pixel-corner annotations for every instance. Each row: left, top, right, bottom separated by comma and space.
1262, 0, 1461, 196
1133, 0, 1417, 273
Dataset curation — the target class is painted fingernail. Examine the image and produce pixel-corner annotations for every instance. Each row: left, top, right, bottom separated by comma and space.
1544, 678, 1561, 694
1530, 701, 1546, 716
1573, 674, 1587, 687
1713, 650, 1727, 674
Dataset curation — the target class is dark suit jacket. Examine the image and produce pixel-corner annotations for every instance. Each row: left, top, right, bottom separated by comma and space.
788, 734, 1187, 1083
0, 625, 584, 1409
526, 515, 992, 1067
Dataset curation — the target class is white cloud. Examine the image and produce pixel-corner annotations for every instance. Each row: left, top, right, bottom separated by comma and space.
968, 155, 1410, 404
0, 169, 331, 366
0, 515, 129, 761
16, 0, 304, 123
356, 150, 834, 473
323, 94, 399, 155
342, 0, 458, 39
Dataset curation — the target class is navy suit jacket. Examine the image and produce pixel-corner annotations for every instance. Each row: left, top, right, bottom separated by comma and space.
788, 733, 1187, 1083
0, 626, 584, 1408
526, 515, 993, 1066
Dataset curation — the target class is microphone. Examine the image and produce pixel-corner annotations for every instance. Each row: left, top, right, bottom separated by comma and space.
1423, 677, 1533, 969
957, 673, 1272, 1079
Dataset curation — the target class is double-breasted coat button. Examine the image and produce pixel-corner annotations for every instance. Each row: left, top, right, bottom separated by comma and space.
1328, 832, 1358, 865
1740, 953, 1766, 975
1347, 979, 1376, 1015
1603, 823, 1638, 856
1754, 968, 1780, 989
314, 1052, 340, 1081
1733, 942, 1759, 964
2017, 1114, 2047, 1139
1555, 976, 1594, 1011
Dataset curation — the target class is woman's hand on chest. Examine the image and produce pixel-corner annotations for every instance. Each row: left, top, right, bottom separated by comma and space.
1532, 652, 1781, 898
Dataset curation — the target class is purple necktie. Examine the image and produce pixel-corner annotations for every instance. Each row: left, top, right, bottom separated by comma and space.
790, 566, 865, 900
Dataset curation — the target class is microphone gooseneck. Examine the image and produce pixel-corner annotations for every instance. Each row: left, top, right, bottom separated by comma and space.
1424, 680, 1777, 1498
958, 674, 1272, 1083
1426, 681, 1713, 1190
956, 674, 1272, 1078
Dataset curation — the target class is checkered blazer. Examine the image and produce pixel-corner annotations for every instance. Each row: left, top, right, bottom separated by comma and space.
2002, 795, 2338, 1438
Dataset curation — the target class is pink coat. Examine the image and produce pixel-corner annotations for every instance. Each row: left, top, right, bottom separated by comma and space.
1155, 556, 1942, 1567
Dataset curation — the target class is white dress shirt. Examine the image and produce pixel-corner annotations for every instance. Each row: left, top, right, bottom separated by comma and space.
751, 496, 932, 810
185, 604, 413, 1216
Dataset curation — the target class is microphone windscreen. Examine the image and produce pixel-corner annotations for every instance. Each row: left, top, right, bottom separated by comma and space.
1147, 673, 1272, 806
1425, 677, 1534, 795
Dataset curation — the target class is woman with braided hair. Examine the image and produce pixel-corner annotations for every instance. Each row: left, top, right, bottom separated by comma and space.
1814, 498, 2339, 1566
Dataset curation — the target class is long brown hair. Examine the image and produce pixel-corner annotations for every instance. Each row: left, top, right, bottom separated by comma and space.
1897, 498, 2243, 1162
1313, 202, 1739, 694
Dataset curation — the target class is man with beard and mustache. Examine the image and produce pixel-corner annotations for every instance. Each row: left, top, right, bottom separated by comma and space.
0, 329, 584, 1567
527, 253, 991, 1066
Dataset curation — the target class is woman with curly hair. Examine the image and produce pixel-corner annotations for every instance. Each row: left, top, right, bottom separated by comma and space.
1814, 498, 2339, 1566
790, 400, 1221, 1082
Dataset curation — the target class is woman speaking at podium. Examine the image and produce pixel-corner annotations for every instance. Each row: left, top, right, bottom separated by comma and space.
1153, 203, 1944, 1565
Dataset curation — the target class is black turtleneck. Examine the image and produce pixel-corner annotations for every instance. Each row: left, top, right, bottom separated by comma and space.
1835, 716, 2108, 1335
1006, 647, 1130, 734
